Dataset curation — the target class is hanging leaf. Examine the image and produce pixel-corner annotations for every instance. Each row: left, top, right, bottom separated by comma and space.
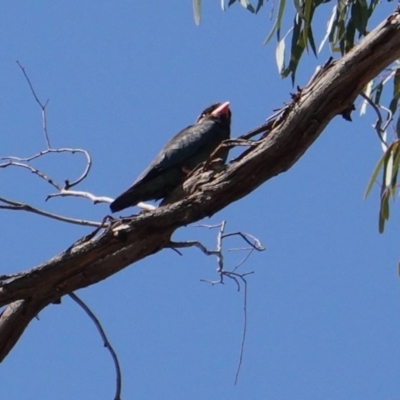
351, 0, 368, 35
381, 130, 388, 153
396, 115, 400, 139
284, 14, 307, 82
388, 70, 400, 115
301, 0, 313, 49
318, 5, 337, 54
384, 148, 394, 187
239, 0, 255, 12
374, 81, 383, 105
379, 190, 390, 233
276, 38, 286, 74
368, 0, 380, 17
293, 0, 305, 19
193, 0, 201, 25
256, 0, 264, 13
307, 25, 317, 56
264, 0, 286, 44
343, 19, 356, 53
360, 80, 373, 116
364, 150, 387, 199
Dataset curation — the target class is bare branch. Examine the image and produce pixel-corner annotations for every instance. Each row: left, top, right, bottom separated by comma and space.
16, 60, 51, 148
167, 240, 219, 256
0, 159, 61, 190
0, 197, 104, 227
170, 222, 263, 280
45, 190, 156, 212
168, 221, 259, 385
46, 190, 114, 204
231, 248, 255, 272
1, 147, 92, 190
360, 92, 390, 148
69, 293, 122, 400
222, 232, 266, 251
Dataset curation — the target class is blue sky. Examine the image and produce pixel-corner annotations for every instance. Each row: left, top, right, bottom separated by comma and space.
1, 2, 400, 399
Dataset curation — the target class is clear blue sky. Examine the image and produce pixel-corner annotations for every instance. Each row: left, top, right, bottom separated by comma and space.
1, 2, 400, 399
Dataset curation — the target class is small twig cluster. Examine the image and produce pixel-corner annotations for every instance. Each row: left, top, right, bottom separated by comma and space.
0, 62, 112, 226
167, 221, 265, 385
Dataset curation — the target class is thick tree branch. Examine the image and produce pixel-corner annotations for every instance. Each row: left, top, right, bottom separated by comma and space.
1, 10, 400, 361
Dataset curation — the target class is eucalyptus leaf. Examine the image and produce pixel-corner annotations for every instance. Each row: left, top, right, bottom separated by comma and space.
351, 0, 368, 35
276, 38, 286, 74
256, 0, 264, 12
264, 0, 286, 45
318, 5, 337, 54
193, 0, 201, 25
364, 150, 387, 199
239, 0, 255, 12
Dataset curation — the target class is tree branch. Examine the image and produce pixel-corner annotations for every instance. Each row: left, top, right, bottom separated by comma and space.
1, 9, 400, 362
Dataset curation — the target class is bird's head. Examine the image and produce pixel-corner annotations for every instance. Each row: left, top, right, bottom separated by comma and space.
196, 101, 231, 127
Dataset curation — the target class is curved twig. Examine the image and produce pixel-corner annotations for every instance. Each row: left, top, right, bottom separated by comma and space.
222, 232, 266, 251
69, 293, 122, 400
360, 92, 391, 148
0, 160, 61, 190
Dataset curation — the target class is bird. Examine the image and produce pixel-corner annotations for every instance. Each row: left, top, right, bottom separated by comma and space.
110, 101, 231, 212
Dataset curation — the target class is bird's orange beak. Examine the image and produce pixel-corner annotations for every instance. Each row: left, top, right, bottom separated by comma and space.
211, 101, 230, 116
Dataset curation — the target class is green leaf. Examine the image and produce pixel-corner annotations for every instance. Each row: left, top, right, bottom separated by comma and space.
364, 150, 387, 199
379, 191, 390, 233
263, 0, 286, 45
389, 97, 399, 116
368, 0, 380, 17
384, 148, 394, 187
388, 142, 400, 197
396, 115, 400, 139
193, 0, 201, 25
256, 0, 264, 13
385, 69, 400, 116
307, 25, 317, 57
276, 38, 286, 74
293, 0, 305, 19
374, 81, 383, 105
351, 0, 368, 35
360, 79, 373, 115
318, 4, 337, 53
302, 0, 312, 46
343, 19, 355, 53
337, 0, 348, 13
285, 14, 307, 82
239, 0, 255, 12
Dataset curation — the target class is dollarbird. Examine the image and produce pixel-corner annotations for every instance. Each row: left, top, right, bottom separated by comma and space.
110, 101, 231, 212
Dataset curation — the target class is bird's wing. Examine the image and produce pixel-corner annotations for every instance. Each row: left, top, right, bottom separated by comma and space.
134, 119, 219, 184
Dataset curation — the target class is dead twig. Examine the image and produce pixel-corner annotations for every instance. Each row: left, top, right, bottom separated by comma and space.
69, 293, 122, 400
360, 92, 391, 148
17, 60, 51, 148
167, 221, 264, 385
0, 196, 104, 227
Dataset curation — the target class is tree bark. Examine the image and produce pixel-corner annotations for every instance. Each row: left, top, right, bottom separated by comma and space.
1, 9, 400, 362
